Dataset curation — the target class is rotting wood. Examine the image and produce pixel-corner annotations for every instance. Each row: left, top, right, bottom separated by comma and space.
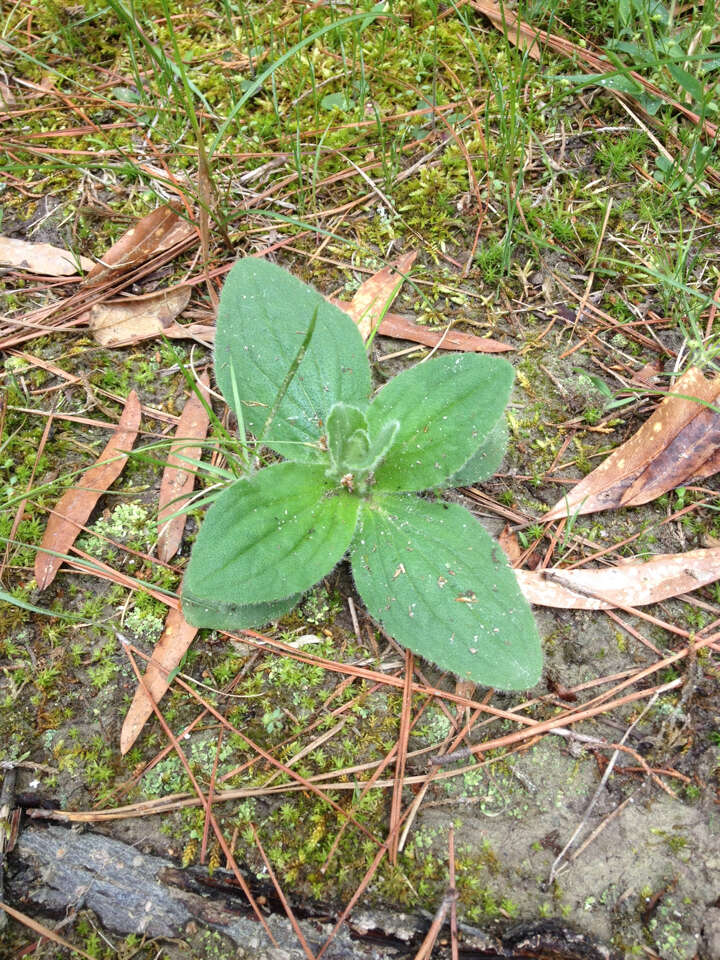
7, 825, 621, 959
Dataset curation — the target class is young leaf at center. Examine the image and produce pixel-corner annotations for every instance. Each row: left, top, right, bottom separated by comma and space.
350, 495, 542, 690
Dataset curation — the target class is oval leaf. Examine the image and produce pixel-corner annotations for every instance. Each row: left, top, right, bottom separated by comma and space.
214, 258, 371, 461
350, 495, 542, 690
181, 462, 360, 615
366, 353, 514, 492
450, 417, 509, 487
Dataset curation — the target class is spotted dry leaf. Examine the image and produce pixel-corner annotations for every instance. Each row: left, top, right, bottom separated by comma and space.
516, 546, 720, 609
545, 367, 720, 521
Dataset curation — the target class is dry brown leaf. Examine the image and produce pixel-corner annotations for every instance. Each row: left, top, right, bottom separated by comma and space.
0, 236, 93, 276
84, 206, 196, 285
545, 367, 720, 521
377, 313, 513, 353
338, 252, 417, 341
157, 373, 211, 562
35, 391, 141, 589
88, 286, 192, 347
516, 547, 720, 609
120, 605, 197, 754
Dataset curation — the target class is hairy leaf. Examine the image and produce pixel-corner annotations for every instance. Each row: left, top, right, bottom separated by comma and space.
366, 354, 514, 492
215, 258, 371, 461
182, 591, 301, 631
450, 418, 509, 487
182, 462, 360, 614
351, 495, 541, 690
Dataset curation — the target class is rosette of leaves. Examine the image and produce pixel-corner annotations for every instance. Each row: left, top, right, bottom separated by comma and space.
182, 258, 541, 690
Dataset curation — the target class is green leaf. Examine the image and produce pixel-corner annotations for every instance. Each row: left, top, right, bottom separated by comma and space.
366, 354, 514, 492
666, 63, 704, 104
182, 591, 301, 632
326, 402, 370, 471
449, 417, 508, 487
214, 258, 371, 461
350, 495, 542, 690
182, 462, 360, 618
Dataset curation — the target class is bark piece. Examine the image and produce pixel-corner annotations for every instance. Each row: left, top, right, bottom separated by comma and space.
34, 391, 141, 589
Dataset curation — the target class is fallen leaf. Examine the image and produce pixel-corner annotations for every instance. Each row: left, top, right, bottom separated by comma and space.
0, 236, 93, 276
545, 367, 720, 521
35, 391, 141, 589
83, 206, 196, 285
377, 313, 513, 353
157, 373, 211, 562
120, 605, 197, 754
88, 286, 192, 347
337, 252, 417, 341
516, 546, 720, 609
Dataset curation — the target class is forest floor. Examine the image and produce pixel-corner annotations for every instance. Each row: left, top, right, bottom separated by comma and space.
1, 2, 720, 958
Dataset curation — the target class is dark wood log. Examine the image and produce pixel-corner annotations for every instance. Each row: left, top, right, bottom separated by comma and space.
8, 825, 620, 959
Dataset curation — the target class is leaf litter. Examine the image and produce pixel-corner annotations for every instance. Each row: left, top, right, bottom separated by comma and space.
157, 372, 211, 562
88, 286, 194, 347
0, 236, 94, 276
332, 251, 513, 352
83, 205, 196, 286
34, 391, 142, 589
545, 366, 720, 521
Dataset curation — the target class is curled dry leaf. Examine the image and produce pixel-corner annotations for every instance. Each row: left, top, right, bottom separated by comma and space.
336, 252, 417, 341
331, 251, 512, 353
83, 205, 196, 286
35, 391, 141, 589
0, 236, 93, 276
516, 546, 720, 609
545, 367, 720, 521
88, 286, 192, 347
157, 373, 211, 562
120, 606, 197, 754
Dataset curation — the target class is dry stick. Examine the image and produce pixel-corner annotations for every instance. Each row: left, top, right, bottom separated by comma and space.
251, 825, 317, 960
448, 826, 459, 960
389, 651, 414, 865
121, 642, 278, 946
0, 901, 96, 960
549, 692, 660, 882
200, 726, 223, 865
413, 888, 458, 960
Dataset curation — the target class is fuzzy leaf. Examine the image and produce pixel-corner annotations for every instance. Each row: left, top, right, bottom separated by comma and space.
326, 402, 370, 471
366, 354, 514, 492
181, 462, 360, 619
215, 258, 371, 461
449, 418, 509, 487
350, 495, 542, 690
182, 592, 301, 631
